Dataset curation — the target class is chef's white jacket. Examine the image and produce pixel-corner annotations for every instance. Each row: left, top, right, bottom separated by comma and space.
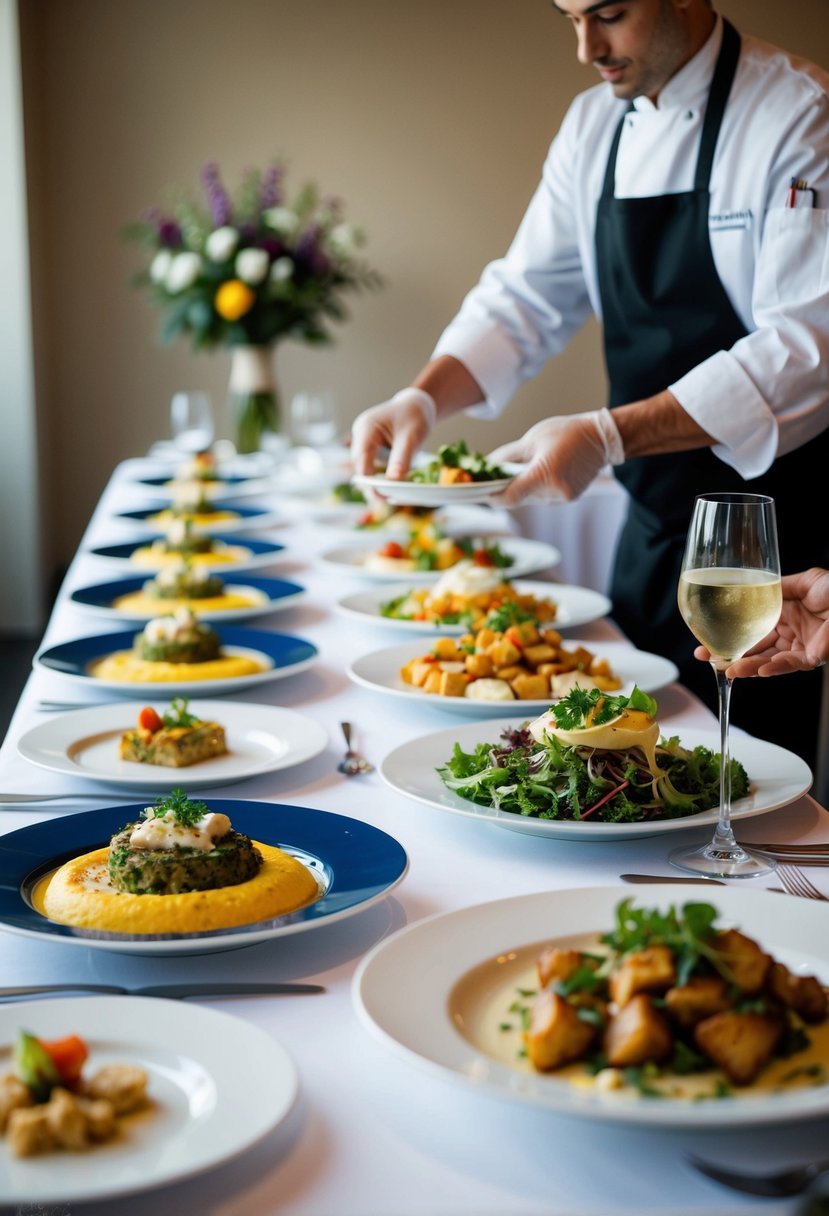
432, 17, 829, 479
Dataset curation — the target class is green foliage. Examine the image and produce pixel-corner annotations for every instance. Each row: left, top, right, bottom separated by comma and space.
144, 787, 211, 827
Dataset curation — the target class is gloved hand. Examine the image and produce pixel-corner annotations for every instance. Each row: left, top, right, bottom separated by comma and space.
350, 388, 437, 478
488, 408, 624, 506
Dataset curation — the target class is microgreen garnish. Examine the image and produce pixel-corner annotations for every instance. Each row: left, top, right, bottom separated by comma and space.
144, 787, 210, 826
161, 697, 199, 728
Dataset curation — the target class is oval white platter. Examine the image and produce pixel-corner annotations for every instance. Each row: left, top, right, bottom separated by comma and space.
319, 536, 561, 583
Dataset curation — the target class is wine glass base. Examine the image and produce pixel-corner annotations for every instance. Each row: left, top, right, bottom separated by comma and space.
669, 841, 777, 880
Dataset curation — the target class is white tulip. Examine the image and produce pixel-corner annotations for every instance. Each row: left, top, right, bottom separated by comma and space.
328, 222, 359, 255
165, 252, 202, 293
235, 247, 270, 285
263, 206, 300, 236
269, 256, 294, 283
149, 249, 173, 283
205, 226, 239, 262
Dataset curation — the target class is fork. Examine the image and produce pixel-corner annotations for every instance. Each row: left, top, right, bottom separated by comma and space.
337, 722, 374, 776
776, 864, 828, 901
688, 1154, 829, 1197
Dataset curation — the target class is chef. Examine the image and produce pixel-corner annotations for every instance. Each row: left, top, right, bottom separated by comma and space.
350, 0, 829, 769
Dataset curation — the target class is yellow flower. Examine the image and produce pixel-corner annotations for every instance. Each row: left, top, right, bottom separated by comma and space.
214, 279, 255, 321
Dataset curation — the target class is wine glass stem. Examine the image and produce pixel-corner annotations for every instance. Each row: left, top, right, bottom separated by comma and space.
712, 664, 737, 851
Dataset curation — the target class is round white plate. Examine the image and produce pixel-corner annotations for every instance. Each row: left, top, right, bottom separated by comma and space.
379, 721, 813, 839
336, 579, 611, 635
17, 701, 329, 790
0, 995, 297, 1204
353, 472, 514, 507
347, 638, 678, 716
315, 503, 515, 543
353, 884, 829, 1128
319, 537, 561, 583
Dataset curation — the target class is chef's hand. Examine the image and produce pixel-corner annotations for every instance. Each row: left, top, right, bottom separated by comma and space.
488, 408, 624, 506
694, 568, 829, 678
350, 388, 437, 478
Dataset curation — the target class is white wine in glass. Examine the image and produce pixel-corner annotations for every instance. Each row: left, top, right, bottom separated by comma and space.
671, 492, 782, 878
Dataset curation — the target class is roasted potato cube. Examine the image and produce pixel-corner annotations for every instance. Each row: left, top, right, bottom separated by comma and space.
473, 628, 496, 651
488, 639, 522, 667
439, 670, 469, 697
591, 673, 623, 690
405, 659, 437, 688
45, 1087, 89, 1150
525, 990, 597, 1071
0, 1074, 33, 1133
603, 994, 673, 1067
694, 1010, 783, 1085
712, 929, 771, 994
433, 638, 465, 661
465, 652, 495, 678
569, 646, 596, 669
766, 962, 829, 1023
494, 664, 524, 682
508, 622, 541, 647
537, 947, 588, 990
510, 673, 549, 700
7, 1106, 54, 1157
422, 668, 443, 694
664, 976, 733, 1030
438, 465, 472, 485
83, 1064, 148, 1115
76, 1095, 117, 1142
608, 945, 675, 1008
541, 628, 563, 646
522, 644, 557, 668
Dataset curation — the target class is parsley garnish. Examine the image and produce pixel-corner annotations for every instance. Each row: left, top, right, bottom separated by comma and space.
161, 697, 199, 728
143, 787, 210, 827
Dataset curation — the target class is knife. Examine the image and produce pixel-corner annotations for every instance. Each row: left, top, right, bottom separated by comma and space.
0, 982, 325, 1000
620, 873, 726, 886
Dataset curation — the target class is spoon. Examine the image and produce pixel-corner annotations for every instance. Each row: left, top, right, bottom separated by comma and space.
688, 1153, 829, 1197
337, 722, 374, 776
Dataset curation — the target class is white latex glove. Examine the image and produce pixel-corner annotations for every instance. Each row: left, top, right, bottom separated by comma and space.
350, 388, 437, 478
489, 408, 624, 506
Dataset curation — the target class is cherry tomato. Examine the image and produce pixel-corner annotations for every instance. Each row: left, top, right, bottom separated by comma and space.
41, 1034, 89, 1087
377, 542, 405, 559
472, 549, 496, 567
138, 706, 164, 733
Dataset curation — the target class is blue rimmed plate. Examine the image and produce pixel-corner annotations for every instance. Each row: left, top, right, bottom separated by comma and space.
34, 625, 318, 695
87, 534, 288, 573
68, 574, 306, 623
115, 501, 281, 533
0, 802, 409, 955
133, 473, 273, 499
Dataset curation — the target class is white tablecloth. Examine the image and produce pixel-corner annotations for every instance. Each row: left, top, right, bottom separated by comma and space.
1, 455, 828, 1216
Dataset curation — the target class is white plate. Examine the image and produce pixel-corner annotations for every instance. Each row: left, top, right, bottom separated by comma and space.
336, 580, 611, 635
17, 701, 329, 790
379, 722, 813, 839
353, 472, 514, 507
319, 536, 561, 583
0, 995, 297, 1204
347, 639, 678, 717
353, 884, 829, 1128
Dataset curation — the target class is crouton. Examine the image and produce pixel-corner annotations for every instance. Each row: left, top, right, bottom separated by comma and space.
766, 962, 829, 1023
525, 990, 597, 1071
603, 994, 673, 1067
608, 945, 676, 1007
664, 976, 733, 1030
711, 929, 771, 994
694, 1010, 783, 1085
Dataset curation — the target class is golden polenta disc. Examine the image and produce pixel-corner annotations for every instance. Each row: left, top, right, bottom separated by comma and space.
38, 841, 320, 934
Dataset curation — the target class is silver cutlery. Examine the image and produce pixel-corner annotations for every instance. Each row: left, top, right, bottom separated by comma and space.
337, 721, 374, 776
748, 841, 829, 854
688, 1153, 829, 1198
0, 792, 123, 804
36, 701, 108, 712
0, 981, 325, 1000
775, 864, 828, 901
620, 873, 726, 886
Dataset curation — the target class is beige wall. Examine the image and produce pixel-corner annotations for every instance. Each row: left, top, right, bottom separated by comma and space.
19, 0, 829, 585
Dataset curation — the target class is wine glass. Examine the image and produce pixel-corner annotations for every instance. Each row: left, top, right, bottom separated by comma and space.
290, 391, 337, 446
170, 391, 215, 453
670, 492, 782, 878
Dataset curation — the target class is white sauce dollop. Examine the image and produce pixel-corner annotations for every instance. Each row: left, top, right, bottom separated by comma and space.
129, 810, 232, 852
429, 560, 505, 599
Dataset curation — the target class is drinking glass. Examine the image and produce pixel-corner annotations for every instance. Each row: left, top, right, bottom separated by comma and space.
170, 391, 215, 453
290, 391, 337, 446
670, 492, 782, 878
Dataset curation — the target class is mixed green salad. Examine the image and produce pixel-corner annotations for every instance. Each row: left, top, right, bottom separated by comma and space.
411, 440, 508, 484
437, 687, 749, 824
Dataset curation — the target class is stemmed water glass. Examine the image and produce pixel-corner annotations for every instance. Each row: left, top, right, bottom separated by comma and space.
170, 391, 215, 453
670, 492, 782, 878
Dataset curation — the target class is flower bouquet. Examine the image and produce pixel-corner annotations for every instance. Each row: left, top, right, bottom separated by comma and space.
125, 160, 382, 452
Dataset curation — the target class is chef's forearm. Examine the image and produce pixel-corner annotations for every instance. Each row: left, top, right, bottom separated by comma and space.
412, 356, 487, 421
612, 390, 714, 458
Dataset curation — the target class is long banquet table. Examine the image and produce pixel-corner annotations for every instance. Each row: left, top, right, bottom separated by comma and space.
1, 452, 829, 1216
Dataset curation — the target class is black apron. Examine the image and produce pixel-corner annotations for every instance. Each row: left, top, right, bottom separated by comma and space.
595, 19, 828, 768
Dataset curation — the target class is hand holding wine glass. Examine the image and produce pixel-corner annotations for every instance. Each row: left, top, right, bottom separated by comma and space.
671, 492, 782, 878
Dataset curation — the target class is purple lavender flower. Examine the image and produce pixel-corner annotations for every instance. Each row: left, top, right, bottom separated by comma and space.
260, 162, 284, 210
201, 162, 232, 227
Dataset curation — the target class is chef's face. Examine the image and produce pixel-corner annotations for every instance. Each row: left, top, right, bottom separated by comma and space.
555, 0, 698, 102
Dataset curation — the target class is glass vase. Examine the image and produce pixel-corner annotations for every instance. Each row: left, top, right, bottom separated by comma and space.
229, 344, 281, 454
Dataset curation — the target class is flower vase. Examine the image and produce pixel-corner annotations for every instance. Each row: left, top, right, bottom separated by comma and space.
229, 344, 281, 454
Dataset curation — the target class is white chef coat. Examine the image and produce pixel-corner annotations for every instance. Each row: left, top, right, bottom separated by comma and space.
432, 16, 829, 480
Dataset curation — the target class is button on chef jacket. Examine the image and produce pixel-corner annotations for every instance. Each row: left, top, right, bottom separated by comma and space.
432, 16, 829, 479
